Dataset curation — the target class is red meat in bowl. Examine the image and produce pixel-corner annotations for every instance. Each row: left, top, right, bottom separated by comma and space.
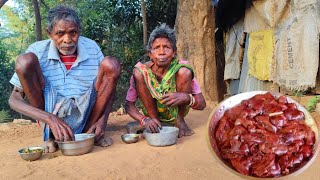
207, 91, 320, 178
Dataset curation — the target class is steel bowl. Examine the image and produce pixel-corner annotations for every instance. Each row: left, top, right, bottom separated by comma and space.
143, 126, 179, 147
207, 91, 320, 178
121, 133, 140, 144
56, 133, 95, 156
18, 146, 45, 161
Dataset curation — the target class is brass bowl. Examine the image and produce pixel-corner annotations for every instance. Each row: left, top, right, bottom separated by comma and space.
56, 133, 95, 156
18, 146, 44, 161
121, 133, 139, 144
207, 91, 320, 178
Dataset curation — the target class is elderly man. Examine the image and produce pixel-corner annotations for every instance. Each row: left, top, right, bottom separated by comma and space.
125, 24, 206, 137
8, 6, 121, 152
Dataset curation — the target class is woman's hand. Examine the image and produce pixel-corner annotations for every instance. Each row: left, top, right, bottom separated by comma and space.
161, 92, 189, 107
144, 117, 162, 133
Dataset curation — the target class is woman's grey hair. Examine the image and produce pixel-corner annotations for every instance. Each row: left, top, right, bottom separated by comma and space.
47, 5, 81, 33
147, 23, 176, 52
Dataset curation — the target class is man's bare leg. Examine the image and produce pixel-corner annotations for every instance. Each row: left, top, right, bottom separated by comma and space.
176, 67, 194, 138
15, 53, 57, 152
84, 56, 121, 147
95, 94, 115, 147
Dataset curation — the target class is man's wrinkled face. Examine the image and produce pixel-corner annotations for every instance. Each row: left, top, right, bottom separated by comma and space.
148, 37, 175, 67
48, 20, 80, 55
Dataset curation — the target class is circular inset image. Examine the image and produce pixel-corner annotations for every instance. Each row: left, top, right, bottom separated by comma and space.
207, 91, 320, 178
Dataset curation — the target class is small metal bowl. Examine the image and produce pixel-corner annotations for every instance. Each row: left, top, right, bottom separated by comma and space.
56, 133, 95, 156
121, 133, 139, 144
18, 146, 45, 161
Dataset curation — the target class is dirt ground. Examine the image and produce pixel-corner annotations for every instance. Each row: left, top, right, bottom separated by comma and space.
1, 96, 320, 180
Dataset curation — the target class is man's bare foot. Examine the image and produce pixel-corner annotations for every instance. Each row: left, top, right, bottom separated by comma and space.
177, 119, 194, 138
95, 136, 113, 147
41, 139, 58, 153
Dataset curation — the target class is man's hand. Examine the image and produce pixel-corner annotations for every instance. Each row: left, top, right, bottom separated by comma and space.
161, 92, 189, 107
48, 115, 74, 142
86, 117, 106, 142
144, 118, 162, 133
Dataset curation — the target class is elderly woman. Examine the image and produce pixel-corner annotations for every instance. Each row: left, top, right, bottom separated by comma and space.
125, 24, 206, 137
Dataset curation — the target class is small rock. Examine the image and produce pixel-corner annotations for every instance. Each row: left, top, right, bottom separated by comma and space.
116, 106, 125, 116
316, 103, 320, 112
0, 123, 10, 131
13, 119, 32, 124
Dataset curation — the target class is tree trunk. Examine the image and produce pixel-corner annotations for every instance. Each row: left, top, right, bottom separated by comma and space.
176, 0, 221, 109
0, 0, 8, 9
141, 0, 148, 46
32, 0, 42, 41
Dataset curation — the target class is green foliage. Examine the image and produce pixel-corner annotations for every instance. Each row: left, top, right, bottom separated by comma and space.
0, 40, 15, 116
0, 110, 12, 123
307, 96, 320, 112
1, 5, 30, 60
0, 27, 20, 38
0, 5, 27, 118
146, 0, 177, 31
292, 90, 305, 97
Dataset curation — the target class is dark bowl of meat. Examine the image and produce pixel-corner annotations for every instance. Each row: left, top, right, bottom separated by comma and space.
207, 91, 320, 178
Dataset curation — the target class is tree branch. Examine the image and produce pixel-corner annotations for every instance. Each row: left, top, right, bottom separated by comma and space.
0, 0, 8, 9
39, 0, 49, 11
141, 0, 147, 46
33, 0, 42, 41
